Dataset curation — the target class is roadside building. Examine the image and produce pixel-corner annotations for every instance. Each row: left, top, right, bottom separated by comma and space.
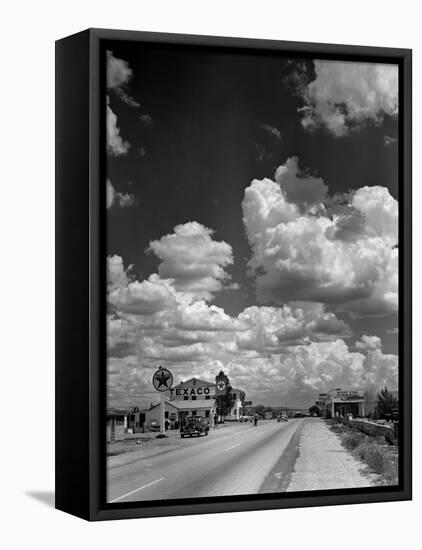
169, 376, 243, 423
142, 400, 180, 431
141, 375, 244, 431
106, 408, 129, 442
315, 388, 366, 418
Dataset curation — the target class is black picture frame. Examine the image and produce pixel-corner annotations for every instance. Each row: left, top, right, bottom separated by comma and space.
55, 28, 412, 521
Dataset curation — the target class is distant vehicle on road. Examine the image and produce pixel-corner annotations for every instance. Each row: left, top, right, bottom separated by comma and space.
239, 414, 254, 422
264, 411, 274, 420
277, 413, 288, 422
180, 416, 209, 438
294, 412, 305, 418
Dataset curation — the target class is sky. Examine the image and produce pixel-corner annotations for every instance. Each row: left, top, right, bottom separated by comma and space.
106, 41, 399, 410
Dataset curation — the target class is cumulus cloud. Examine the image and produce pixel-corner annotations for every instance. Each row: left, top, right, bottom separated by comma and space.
107, 98, 130, 156
106, 248, 359, 408
237, 302, 351, 352
108, 335, 398, 409
106, 211, 397, 408
355, 334, 382, 351
148, 222, 236, 301
296, 60, 398, 137
242, 157, 398, 317
107, 315, 140, 358
174, 300, 246, 332
107, 355, 157, 408
108, 337, 398, 409
107, 50, 140, 107
135, 300, 351, 365
274, 157, 328, 212
109, 273, 179, 315
227, 339, 398, 407
107, 255, 129, 292
107, 180, 136, 209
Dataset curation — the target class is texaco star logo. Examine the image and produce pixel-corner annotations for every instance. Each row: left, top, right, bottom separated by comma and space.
152, 367, 174, 392
217, 381, 226, 391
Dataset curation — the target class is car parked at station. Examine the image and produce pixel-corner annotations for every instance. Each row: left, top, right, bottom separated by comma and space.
239, 414, 254, 422
180, 415, 209, 438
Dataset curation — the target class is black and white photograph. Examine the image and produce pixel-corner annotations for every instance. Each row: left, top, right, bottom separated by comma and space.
105, 41, 401, 504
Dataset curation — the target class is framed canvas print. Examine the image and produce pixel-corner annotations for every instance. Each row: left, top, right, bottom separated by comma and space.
55, 28, 412, 521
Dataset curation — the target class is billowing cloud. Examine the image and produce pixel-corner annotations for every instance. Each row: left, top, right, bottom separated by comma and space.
107, 209, 397, 408
274, 156, 328, 212
297, 60, 398, 137
227, 339, 398, 407
148, 222, 236, 301
107, 337, 398, 409
109, 273, 179, 315
107, 50, 140, 107
107, 255, 129, 292
242, 157, 398, 317
107, 355, 157, 408
107, 180, 136, 209
355, 334, 382, 351
107, 98, 130, 156
237, 302, 351, 352
106, 248, 357, 408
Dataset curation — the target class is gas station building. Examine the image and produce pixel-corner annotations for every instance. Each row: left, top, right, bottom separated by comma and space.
142, 376, 243, 430
316, 389, 366, 418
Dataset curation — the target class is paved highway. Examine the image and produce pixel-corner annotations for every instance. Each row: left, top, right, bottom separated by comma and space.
107, 419, 304, 503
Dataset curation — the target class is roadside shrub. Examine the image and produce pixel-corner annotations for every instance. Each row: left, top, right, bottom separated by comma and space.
341, 431, 366, 450
355, 443, 386, 474
385, 430, 398, 446
329, 423, 347, 433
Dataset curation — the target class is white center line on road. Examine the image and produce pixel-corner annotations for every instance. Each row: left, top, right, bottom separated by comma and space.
225, 442, 241, 452
110, 477, 165, 503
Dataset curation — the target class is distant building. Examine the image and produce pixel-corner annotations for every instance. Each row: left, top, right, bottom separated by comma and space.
106, 408, 129, 442
315, 388, 366, 418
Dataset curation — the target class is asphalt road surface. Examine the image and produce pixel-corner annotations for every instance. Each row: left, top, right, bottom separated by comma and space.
107, 419, 304, 503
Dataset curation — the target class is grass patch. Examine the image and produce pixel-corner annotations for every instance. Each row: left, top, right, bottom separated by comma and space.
341, 431, 365, 450
328, 422, 347, 434
329, 420, 398, 486
355, 441, 399, 485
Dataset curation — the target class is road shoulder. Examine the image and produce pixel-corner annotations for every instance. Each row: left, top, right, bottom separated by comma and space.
286, 418, 377, 491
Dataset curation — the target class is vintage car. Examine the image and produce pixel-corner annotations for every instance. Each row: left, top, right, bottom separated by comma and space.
277, 412, 288, 422
239, 414, 254, 422
180, 415, 209, 438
